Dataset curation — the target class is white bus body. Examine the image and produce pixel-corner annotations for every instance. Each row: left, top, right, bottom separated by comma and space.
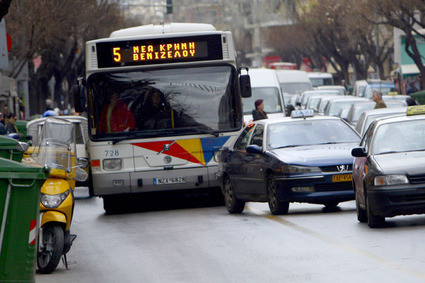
82, 23, 247, 211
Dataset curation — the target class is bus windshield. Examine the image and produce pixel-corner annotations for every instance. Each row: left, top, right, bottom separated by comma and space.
87, 65, 241, 140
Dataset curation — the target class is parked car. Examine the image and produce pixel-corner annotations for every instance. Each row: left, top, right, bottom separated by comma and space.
352, 80, 368, 97
316, 95, 341, 115
354, 107, 406, 137
298, 90, 340, 109
351, 106, 425, 227
307, 72, 334, 87
345, 100, 406, 127
217, 109, 361, 215
323, 97, 368, 117
305, 95, 339, 113
382, 94, 409, 106
316, 85, 347, 96
361, 81, 397, 99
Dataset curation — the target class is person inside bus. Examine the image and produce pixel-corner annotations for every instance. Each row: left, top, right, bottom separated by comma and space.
99, 90, 136, 133
252, 99, 268, 121
141, 87, 173, 130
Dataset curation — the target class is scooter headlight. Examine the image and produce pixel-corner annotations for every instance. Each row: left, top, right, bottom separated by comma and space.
41, 190, 70, 208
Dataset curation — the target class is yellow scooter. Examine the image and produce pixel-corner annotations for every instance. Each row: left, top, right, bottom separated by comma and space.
23, 117, 88, 274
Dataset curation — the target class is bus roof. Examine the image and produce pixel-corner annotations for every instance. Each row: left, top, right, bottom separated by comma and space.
110, 23, 217, 38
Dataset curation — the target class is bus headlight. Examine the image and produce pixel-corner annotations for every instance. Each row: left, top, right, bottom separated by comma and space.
103, 159, 122, 171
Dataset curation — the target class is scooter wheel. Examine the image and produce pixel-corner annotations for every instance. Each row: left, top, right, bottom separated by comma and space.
37, 226, 64, 274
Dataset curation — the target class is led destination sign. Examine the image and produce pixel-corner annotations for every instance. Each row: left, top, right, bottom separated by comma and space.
96, 34, 223, 68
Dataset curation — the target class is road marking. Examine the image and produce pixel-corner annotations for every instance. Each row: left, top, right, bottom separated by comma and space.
246, 205, 425, 280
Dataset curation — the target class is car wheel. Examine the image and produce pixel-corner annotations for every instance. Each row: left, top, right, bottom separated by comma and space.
267, 174, 289, 215
356, 194, 367, 223
366, 194, 385, 228
223, 176, 245, 214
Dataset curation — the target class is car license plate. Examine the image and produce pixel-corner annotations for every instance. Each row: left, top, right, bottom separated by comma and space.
154, 177, 186, 185
332, 174, 352, 182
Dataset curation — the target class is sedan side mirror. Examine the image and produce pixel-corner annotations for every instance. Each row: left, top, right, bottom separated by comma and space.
351, 147, 367, 157
246, 144, 262, 154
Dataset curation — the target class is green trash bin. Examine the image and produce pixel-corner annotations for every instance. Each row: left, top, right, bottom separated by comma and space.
16, 120, 28, 143
0, 158, 47, 283
0, 135, 27, 162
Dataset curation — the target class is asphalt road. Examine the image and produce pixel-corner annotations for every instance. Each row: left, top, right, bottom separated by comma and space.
36, 187, 425, 283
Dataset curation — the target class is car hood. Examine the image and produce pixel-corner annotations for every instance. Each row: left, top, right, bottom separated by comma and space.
271, 143, 356, 166
373, 151, 425, 175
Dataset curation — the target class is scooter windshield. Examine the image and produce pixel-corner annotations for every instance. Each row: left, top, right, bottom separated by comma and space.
34, 118, 76, 172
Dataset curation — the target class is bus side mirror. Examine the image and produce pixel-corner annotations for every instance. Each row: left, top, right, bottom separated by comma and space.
73, 82, 86, 113
240, 74, 252, 98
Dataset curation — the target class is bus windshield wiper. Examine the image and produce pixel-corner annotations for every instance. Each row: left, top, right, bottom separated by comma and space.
190, 127, 220, 137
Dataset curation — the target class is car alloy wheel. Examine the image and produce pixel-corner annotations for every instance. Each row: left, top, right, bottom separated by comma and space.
267, 174, 289, 215
224, 176, 245, 214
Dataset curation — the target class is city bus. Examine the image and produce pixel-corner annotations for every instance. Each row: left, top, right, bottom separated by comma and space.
75, 23, 251, 212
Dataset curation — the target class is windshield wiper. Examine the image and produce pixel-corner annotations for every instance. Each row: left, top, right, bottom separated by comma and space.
190, 127, 220, 137
317, 142, 341, 145
377, 151, 402, 155
112, 132, 143, 144
274, 145, 300, 149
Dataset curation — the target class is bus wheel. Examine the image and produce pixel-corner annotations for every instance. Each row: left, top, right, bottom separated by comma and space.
103, 195, 121, 214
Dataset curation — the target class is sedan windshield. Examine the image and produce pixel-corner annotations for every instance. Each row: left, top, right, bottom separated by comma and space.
267, 119, 360, 149
87, 66, 241, 140
372, 120, 425, 154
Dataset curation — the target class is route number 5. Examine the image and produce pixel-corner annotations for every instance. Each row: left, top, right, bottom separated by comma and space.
113, 47, 121, 62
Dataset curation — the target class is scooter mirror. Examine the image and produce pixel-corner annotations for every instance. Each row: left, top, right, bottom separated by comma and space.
77, 157, 89, 169
74, 167, 88, 182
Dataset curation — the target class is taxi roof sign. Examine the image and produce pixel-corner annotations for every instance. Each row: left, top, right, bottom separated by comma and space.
406, 105, 425, 116
291, 109, 314, 118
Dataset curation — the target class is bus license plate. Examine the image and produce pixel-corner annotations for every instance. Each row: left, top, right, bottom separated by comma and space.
332, 174, 352, 182
154, 177, 186, 185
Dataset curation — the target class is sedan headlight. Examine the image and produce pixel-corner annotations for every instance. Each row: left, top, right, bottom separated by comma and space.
374, 175, 409, 186
41, 190, 70, 208
103, 158, 122, 171
278, 164, 321, 174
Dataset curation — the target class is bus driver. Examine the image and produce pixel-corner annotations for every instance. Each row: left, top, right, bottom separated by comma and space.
99, 90, 136, 133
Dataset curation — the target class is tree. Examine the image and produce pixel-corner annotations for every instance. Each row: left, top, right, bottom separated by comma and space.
265, 0, 395, 84
5, 0, 135, 116
371, 0, 425, 88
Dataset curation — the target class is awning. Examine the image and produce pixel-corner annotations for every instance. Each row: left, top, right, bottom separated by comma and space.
392, 64, 423, 78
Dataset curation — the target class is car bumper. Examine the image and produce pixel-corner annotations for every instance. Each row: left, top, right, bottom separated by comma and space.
275, 174, 354, 204
368, 185, 425, 217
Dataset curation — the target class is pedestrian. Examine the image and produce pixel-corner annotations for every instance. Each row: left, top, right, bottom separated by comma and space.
0, 112, 6, 135
252, 99, 268, 121
5, 112, 20, 136
372, 91, 387, 109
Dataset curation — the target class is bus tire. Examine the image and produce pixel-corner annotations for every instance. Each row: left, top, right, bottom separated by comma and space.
103, 195, 120, 214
